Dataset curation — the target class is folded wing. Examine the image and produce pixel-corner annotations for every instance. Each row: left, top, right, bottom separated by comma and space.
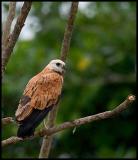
15, 70, 63, 137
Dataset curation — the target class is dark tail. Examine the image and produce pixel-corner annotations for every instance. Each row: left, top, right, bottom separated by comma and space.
17, 106, 53, 138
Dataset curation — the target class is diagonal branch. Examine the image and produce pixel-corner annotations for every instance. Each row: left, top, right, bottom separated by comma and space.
2, 95, 135, 147
2, 2, 16, 52
2, 2, 32, 76
36, 94, 136, 136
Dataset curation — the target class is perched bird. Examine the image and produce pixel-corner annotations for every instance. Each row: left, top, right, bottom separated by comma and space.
15, 59, 65, 138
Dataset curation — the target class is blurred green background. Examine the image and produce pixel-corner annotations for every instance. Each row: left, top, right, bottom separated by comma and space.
2, 2, 136, 158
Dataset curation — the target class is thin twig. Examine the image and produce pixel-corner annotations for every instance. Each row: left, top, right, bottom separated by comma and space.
2, 2, 32, 76
2, 95, 135, 147
2, 117, 14, 125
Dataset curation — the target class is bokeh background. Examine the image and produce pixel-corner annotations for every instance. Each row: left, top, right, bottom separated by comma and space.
2, 2, 136, 158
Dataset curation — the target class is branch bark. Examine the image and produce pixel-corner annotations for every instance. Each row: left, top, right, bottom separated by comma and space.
60, 2, 79, 62
39, 2, 79, 158
2, 136, 23, 147
2, 2, 16, 52
2, 2, 32, 76
2, 117, 14, 125
36, 95, 136, 136
2, 95, 135, 148
39, 106, 57, 158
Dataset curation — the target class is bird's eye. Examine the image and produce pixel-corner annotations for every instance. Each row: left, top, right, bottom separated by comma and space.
56, 63, 60, 66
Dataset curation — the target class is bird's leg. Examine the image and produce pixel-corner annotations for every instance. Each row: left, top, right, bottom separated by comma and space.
43, 118, 48, 130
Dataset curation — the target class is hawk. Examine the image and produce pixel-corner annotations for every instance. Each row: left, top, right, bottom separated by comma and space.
15, 59, 65, 138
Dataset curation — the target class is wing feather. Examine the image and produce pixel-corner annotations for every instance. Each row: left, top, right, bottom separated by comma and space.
15, 71, 63, 122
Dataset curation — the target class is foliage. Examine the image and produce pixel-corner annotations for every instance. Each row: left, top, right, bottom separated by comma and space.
2, 2, 136, 158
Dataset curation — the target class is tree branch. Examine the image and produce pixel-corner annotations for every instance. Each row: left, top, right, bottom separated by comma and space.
2, 136, 23, 147
2, 95, 135, 147
2, 117, 14, 125
60, 2, 79, 62
39, 106, 57, 158
39, 2, 79, 158
2, 2, 16, 52
2, 2, 32, 76
35, 94, 136, 136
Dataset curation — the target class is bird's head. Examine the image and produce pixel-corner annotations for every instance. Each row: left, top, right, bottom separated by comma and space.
47, 59, 66, 74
